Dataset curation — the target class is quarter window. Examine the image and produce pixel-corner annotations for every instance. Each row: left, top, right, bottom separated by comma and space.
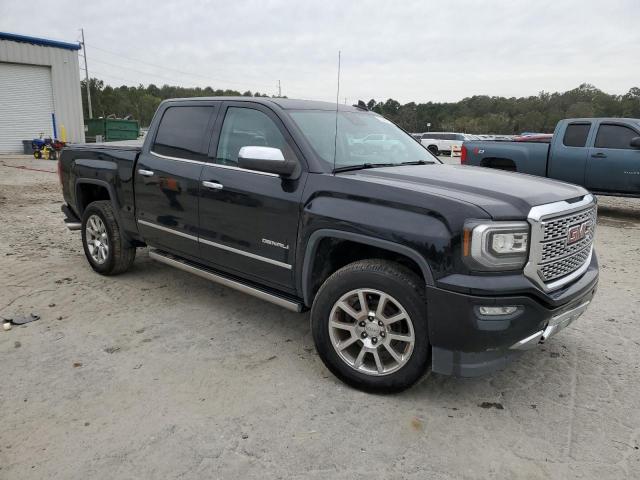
153, 106, 214, 161
563, 123, 591, 147
216, 107, 289, 166
594, 124, 638, 150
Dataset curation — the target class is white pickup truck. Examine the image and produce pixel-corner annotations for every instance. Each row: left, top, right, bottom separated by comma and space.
420, 132, 478, 156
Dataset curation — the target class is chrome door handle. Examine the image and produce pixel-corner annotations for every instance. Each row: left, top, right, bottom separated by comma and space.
591, 152, 607, 158
138, 169, 154, 177
202, 180, 223, 190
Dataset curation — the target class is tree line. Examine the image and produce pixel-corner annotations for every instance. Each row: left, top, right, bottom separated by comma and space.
81, 79, 640, 134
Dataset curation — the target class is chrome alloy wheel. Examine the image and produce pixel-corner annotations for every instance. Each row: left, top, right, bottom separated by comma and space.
328, 289, 415, 376
85, 214, 109, 264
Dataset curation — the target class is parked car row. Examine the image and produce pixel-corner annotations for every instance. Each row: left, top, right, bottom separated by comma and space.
416, 132, 480, 155
410, 132, 520, 156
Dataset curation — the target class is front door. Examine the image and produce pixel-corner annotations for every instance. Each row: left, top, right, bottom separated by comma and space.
135, 103, 217, 258
586, 122, 640, 194
547, 121, 592, 185
197, 102, 306, 289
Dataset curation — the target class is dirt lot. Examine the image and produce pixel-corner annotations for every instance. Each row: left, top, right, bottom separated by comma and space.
1, 154, 639, 479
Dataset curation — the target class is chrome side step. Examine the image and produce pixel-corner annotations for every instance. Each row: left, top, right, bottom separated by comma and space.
148, 249, 303, 312
65, 221, 82, 231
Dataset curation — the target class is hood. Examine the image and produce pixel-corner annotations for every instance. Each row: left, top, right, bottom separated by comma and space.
338, 164, 588, 219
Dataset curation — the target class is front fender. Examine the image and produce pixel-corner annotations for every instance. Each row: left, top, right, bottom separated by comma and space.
300, 228, 436, 306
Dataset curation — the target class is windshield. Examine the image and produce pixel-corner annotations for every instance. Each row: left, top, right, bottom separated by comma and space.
288, 110, 438, 171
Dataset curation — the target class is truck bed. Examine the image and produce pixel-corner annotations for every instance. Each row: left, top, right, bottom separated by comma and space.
59, 141, 142, 237
462, 140, 550, 177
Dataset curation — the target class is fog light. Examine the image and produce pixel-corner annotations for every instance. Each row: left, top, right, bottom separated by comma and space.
478, 306, 518, 316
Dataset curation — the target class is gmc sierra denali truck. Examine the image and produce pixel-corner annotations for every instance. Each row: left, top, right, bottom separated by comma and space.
59, 98, 599, 393
462, 118, 640, 197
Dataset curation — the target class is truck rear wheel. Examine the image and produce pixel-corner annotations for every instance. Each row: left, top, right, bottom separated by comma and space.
311, 259, 430, 393
81, 200, 136, 275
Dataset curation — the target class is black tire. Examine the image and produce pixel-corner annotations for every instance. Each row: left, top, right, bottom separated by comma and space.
81, 200, 136, 275
427, 145, 439, 156
49, 150, 57, 160
311, 259, 430, 393
33, 150, 42, 159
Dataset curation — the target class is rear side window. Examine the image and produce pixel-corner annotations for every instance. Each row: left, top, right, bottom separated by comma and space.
153, 106, 214, 160
422, 133, 441, 139
594, 124, 638, 150
563, 123, 591, 147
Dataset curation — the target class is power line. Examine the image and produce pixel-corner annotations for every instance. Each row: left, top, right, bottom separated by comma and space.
86, 43, 276, 91
78, 41, 336, 101
86, 57, 210, 87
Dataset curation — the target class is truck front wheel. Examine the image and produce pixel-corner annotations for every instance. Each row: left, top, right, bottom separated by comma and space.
81, 200, 136, 275
311, 259, 430, 393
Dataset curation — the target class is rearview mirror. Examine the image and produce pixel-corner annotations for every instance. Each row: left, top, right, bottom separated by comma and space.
238, 146, 295, 177
630, 137, 640, 149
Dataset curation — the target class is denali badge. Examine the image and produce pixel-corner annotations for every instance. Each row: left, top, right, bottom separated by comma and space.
566, 221, 590, 245
262, 238, 290, 250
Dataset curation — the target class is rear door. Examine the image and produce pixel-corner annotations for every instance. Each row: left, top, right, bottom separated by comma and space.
135, 103, 217, 258
547, 121, 592, 185
197, 102, 306, 289
586, 122, 640, 193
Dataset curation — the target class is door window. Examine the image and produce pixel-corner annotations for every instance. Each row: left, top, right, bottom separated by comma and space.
594, 124, 638, 150
152, 106, 214, 161
216, 107, 289, 166
563, 123, 591, 147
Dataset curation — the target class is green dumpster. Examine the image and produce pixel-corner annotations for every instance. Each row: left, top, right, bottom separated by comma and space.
85, 118, 140, 142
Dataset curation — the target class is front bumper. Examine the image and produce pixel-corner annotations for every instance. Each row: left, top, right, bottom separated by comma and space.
428, 253, 598, 377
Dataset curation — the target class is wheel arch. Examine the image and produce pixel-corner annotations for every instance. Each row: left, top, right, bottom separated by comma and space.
301, 229, 435, 307
75, 179, 132, 243
479, 157, 517, 171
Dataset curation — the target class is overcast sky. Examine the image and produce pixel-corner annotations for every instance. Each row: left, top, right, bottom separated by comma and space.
2, 0, 639, 103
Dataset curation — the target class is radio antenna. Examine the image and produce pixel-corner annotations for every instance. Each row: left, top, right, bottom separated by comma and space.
333, 50, 341, 172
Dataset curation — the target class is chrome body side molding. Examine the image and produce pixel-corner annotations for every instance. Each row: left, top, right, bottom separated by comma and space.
148, 249, 302, 312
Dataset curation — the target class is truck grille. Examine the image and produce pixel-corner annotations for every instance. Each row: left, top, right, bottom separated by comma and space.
524, 196, 597, 291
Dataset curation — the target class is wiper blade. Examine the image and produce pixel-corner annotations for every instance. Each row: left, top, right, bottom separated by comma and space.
398, 160, 436, 165
333, 163, 396, 173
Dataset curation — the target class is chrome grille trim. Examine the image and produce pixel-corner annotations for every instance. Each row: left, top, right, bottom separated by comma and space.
524, 194, 597, 292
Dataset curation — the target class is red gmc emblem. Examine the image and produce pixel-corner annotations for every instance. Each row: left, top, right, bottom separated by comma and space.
567, 221, 591, 245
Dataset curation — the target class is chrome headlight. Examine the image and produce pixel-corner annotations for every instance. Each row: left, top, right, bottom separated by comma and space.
463, 221, 530, 271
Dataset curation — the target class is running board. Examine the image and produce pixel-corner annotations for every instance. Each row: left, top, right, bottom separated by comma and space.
148, 249, 303, 312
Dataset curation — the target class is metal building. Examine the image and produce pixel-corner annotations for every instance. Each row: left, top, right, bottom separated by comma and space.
0, 32, 85, 154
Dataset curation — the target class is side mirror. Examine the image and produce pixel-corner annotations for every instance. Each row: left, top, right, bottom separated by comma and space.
630, 137, 640, 149
238, 146, 296, 177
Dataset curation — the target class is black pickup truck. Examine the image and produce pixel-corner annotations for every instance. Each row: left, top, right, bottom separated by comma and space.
59, 97, 599, 392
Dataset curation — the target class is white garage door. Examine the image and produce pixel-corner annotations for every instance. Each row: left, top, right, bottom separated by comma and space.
0, 62, 55, 154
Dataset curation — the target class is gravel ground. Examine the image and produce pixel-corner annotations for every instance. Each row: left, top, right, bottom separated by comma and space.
1, 154, 639, 479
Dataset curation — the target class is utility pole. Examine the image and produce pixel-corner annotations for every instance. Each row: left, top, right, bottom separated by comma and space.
277, 80, 281, 97
81, 28, 93, 119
